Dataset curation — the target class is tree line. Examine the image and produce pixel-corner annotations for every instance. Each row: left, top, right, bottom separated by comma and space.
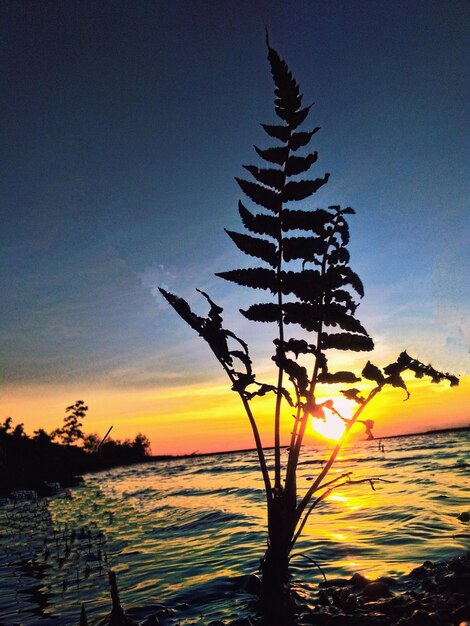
0, 400, 151, 495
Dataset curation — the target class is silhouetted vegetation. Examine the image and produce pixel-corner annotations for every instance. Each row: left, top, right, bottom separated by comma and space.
0, 404, 151, 496
160, 35, 459, 620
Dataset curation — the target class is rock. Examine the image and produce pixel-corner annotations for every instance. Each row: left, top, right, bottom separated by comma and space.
363, 581, 393, 601
349, 572, 371, 588
377, 576, 398, 586
409, 565, 431, 578
457, 512, 470, 522
371, 595, 409, 618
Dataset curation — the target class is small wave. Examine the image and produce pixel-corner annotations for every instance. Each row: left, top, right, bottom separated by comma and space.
159, 509, 247, 534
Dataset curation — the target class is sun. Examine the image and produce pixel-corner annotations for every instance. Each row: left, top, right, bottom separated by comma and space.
310, 396, 353, 441
311, 413, 346, 441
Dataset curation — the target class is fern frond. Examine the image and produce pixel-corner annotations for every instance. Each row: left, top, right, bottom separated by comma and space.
216, 268, 278, 292
261, 123, 290, 142
254, 145, 288, 165
285, 153, 318, 176
290, 128, 320, 151
317, 371, 361, 384
225, 230, 277, 267
282, 208, 335, 234
238, 202, 278, 238
282, 236, 325, 262
283, 177, 330, 202
243, 165, 284, 190
235, 178, 281, 212
321, 332, 374, 352
241, 303, 279, 323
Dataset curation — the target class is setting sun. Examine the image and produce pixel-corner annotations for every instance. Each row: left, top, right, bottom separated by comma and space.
311, 412, 346, 441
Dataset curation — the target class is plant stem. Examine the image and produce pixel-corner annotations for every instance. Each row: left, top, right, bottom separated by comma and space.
219, 359, 273, 501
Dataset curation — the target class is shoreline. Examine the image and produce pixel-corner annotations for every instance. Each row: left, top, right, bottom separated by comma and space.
66, 551, 470, 625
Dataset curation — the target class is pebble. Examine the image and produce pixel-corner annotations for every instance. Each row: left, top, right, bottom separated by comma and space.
363, 581, 393, 601
349, 572, 371, 588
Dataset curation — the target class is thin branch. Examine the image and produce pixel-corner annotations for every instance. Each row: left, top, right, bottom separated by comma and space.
289, 552, 327, 583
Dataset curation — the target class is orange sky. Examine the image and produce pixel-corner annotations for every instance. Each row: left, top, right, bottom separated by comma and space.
2, 373, 468, 455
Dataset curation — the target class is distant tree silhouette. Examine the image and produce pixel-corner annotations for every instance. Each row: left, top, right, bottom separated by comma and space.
132, 433, 151, 456
160, 35, 459, 618
54, 400, 88, 445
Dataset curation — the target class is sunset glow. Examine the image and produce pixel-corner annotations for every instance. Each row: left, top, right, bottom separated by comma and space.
311, 413, 346, 441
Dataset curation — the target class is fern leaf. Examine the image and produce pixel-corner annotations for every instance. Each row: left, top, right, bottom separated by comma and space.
235, 178, 281, 212
340, 388, 365, 404
238, 201, 278, 238
362, 361, 385, 384
281, 270, 323, 302
324, 266, 364, 298
216, 268, 277, 292
230, 349, 252, 373
241, 303, 279, 323
267, 43, 302, 111
283, 176, 330, 202
329, 289, 357, 312
290, 128, 320, 151
243, 165, 284, 190
285, 153, 318, 176
282, 208, 335, 234
282, 235, 325, 262
387, 373, 410, 400
158, 288, 204, 333
261, 123, 290, 142
276, 104, 312, 129
254, 145, 288, 165
335, 218, 350, 245
273, 352, 309, 395
225, 230, 277, 267
328, 247, 350, 265
283, 302, 321, 332
322, 304, 368, 334
276, 338, 316, 357
318, 371, 361, 384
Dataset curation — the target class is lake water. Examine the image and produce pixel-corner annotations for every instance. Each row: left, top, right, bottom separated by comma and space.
0, 430, 468, 624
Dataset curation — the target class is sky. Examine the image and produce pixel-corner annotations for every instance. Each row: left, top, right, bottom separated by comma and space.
1, 0, 468, 454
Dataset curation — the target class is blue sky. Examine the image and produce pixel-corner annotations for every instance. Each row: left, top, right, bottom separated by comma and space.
1, 1, 468, 436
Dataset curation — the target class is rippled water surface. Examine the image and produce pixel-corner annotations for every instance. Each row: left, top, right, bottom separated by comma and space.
1, 430, 468, 624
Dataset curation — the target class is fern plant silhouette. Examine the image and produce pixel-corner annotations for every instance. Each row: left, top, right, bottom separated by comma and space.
160, 35, 458, 620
